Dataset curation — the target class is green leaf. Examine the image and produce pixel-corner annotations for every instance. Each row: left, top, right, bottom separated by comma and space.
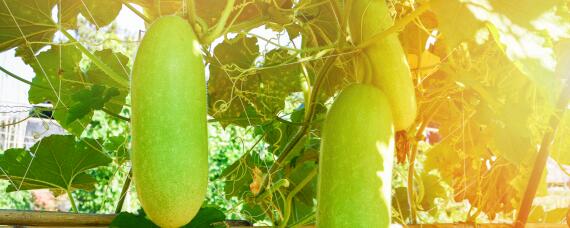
77, 0, 122, 27
86, 49, 130, 89
488, 0, 560, 26
0, 135, 111, 192
208, 35, 260, 126
527, 206, 568, 223
0, 0, 57, 52
486, 23, 557, 94
28, 45, 89, 135
67, 85, 120, 124
551, 113, 570, 165
222, 152, 270, 199
110, 207, 226, 228
103, 136, 129, 163
208, 36, 302, 126
287, 161, 317, 206
297, 0, 339, 46
468, 97, 535, 166
242, 202, 269, 221
28, 46, 128, 135
432, 0, 560, 49
110, 210, 157, 228
0, 0, 122, 53
128, 0, 292, 30
59, 0, 122, 28
254, 120, 299, 155
85, 49, 129, 113
392, 187, 410, 221
419, 173, 446, 211
185, 207, 226, 228
424, 141, 459, 182
431, 0, 484, 48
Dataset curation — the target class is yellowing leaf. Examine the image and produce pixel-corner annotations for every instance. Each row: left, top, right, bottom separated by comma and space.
431, 0, 484, 48
249, 167, 264, 196
406, 51, 441, 76
419, 173, 446, 211
528, 206, 568, 223
424, 141, 458, 182
489, 0, 560, 26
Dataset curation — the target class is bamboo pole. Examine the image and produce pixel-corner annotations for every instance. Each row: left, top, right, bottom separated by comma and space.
514, 41, 570, 228
0, 210, 115, 226
0, 210, 567, 228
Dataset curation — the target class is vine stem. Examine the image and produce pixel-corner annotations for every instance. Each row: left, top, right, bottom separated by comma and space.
186, 0, 198, 27
203, 0, 236, 43
254, 179, 290, 202
327, 0, 343, 46
407, 141, 418, 223
264, 53, 338, 184
102, 108, 130, 122
289, 212, 315, 228
119, 0, 151, 24
0, 65, 48, 89
59, 29, 129, 88
67, 191, 78, 213
407, 102, 442, 224
115, 168, 132, 213
357, 2, 431, 49
279, 168, 318, 228
514, 56, 570, 227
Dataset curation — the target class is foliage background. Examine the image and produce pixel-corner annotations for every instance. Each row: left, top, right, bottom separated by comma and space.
0, 0, 569, 226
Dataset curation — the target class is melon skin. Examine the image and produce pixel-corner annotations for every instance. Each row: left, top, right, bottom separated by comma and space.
317, 84, 395, 227
131, 16, 208, 228
349, 0, 417, 131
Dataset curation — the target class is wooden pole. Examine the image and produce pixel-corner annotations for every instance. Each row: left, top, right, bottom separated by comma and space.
514, 42, 570, 228
0, 210, 566, 228
0, 210, 115, 226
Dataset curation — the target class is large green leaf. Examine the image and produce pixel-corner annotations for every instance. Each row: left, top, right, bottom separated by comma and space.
76, 0, 122, 27
28, 46, 128, 135
28, 45, 90, 135
527, 206, 568, 223
432, 0, 563, 94
127, 0, 291, 29
221, 152, 271, 199
297, 0, 339, 47
0, 0, 122, 53
0, 0, 56, 52
0, 135, 111, 192
419, 173, 446, 211
488, 0, 561, 26
392, 187, 410, 221
103, 136, 129, 164
287, 161, 316, 206
110, 207, 226, 228
431, 0, 561, 48
208, 36, 302, 126
66, 85, 120, 124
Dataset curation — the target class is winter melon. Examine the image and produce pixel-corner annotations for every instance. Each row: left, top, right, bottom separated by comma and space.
131, 16, 207, 228
317, 84, 395, 227
349, 0, 417, 130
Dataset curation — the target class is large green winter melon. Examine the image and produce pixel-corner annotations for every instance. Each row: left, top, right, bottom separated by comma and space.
317, 84, 395, 227
131, 16, 208, 228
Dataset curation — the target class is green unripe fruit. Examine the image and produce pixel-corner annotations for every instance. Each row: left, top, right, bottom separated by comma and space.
317, 84, 395, 227
350, 0, 417, 130
131, 16, 208, 228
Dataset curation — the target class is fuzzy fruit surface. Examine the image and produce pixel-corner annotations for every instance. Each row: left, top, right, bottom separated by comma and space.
349, 0, 417, 130
317, 84, 395, 227
131, 16, 208, 228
